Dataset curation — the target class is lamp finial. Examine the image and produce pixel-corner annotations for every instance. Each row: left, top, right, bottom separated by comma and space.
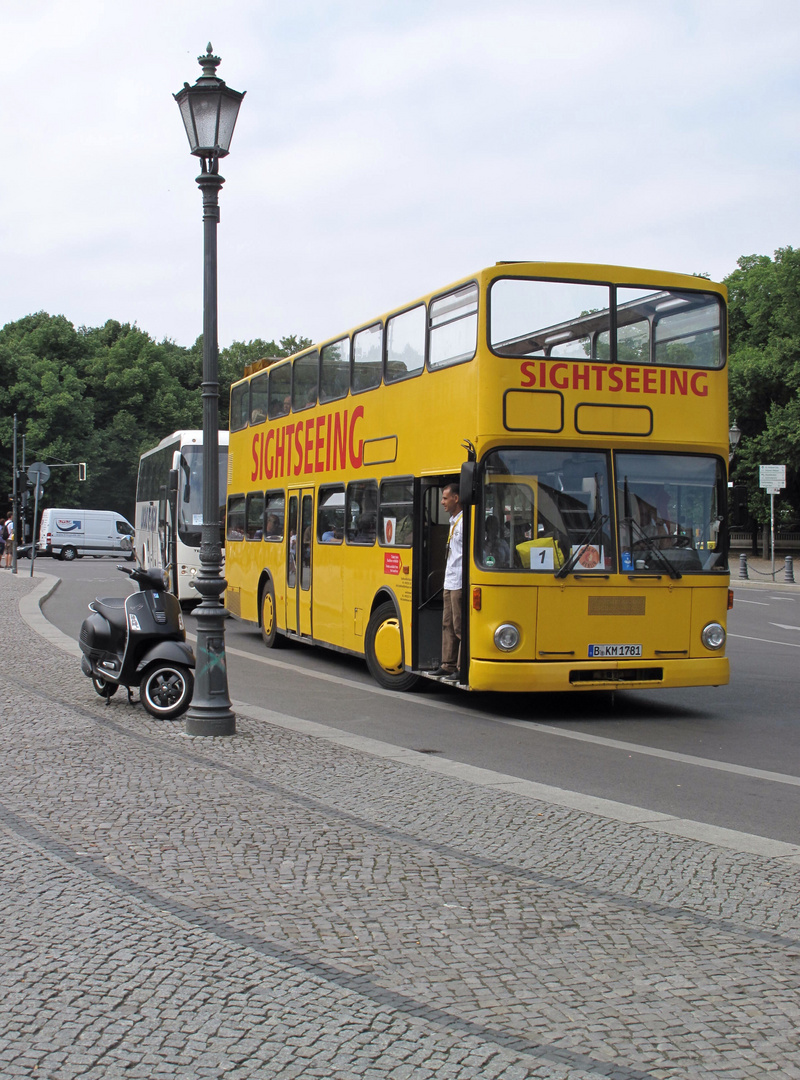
198, 43, 222, 80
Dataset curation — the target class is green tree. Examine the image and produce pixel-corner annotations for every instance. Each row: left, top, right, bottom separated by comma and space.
0, 312, 94, 512
1, 314, 311, 526
218, 334, 312, 427
726, 247, 800, 525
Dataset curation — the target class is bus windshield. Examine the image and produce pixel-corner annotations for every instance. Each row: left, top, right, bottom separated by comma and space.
480, 449, 613, 572
616, 453, 726, 575
177, 444, 228, 547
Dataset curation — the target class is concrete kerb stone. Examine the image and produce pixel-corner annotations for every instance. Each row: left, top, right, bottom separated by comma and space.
13, 567, 800, 868
19, 571, 83, 659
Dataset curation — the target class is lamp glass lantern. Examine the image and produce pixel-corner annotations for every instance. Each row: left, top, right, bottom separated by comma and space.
174, 45, 245, 160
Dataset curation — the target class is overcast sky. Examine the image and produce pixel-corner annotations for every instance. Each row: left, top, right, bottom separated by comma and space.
3, 0, 799, 350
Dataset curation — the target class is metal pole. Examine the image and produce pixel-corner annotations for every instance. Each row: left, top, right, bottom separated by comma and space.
770, 492, 775, 580
184, 160, 235, 737
29, 470, 41, 579
11, 415, 18, 574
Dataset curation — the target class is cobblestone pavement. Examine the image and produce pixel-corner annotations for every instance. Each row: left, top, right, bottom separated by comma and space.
1, 570, 798, 1079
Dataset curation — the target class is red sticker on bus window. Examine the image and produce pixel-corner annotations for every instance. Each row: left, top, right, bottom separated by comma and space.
384, 553, 401, 575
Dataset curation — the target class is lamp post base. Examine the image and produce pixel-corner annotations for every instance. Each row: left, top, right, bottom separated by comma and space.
184, 583, 236, 737
185, 711, 236, 737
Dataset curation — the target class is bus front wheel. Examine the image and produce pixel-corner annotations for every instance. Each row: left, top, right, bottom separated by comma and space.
260, 580, 283, 649
365, 602, 420, 692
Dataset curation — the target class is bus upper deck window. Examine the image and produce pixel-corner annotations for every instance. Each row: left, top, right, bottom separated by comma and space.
489, 279, 609, 359
268, 362, 291, 419
292, 351, 319, 411
320, 339, 351, 403
352, 325, 382, 394
429, 284, 478, 369
230, 383, 249, 431
622, 288, 723, 369
386, 306, 425, 383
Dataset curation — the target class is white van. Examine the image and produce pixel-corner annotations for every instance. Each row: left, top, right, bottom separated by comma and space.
38, 508, 135, 561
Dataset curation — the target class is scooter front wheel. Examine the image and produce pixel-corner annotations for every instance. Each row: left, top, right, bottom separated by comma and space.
140, 663, 194, 720
92, 675, 119, 699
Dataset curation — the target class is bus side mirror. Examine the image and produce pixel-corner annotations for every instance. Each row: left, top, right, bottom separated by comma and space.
459, 461, 476, 507
168, 469, 179, 494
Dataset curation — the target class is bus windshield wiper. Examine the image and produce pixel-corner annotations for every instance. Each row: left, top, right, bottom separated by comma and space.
555, 514, 609, 578
627, 518, 682, 580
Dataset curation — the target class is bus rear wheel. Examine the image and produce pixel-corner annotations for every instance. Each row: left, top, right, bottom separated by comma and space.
365, 602, 420, 692
260, 580, 283, 649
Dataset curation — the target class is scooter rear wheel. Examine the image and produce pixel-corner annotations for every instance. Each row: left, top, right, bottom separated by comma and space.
140, 663, 193, 720
92, 676, 119, 698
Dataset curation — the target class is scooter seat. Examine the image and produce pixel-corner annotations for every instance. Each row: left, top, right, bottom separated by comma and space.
93, 597, 128, 630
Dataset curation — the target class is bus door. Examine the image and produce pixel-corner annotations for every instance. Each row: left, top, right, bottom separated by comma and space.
158, 470, 178, 594
414, 479, 453, 669
285, 488, 314, 637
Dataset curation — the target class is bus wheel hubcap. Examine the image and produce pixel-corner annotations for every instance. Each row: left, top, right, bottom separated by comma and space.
373, 618, 403, 674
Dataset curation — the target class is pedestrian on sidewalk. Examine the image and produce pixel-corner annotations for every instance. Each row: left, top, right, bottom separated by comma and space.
2, 516, 13, 567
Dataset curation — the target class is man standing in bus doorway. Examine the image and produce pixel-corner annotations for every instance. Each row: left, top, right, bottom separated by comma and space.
434, 483, 463, 681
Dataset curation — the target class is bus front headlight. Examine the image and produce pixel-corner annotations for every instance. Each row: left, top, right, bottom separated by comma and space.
494, 623, 521, 652
701, 622, 726, 650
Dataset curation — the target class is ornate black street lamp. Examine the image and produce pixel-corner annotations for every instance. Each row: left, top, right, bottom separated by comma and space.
174, 44, 245, 737
728, 419, 741, 463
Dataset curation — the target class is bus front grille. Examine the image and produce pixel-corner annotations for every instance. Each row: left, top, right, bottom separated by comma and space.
569, 667, 663, 684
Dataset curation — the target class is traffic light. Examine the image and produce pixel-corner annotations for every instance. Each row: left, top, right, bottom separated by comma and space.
79, 462, 87, 481
730, 484, 749, 528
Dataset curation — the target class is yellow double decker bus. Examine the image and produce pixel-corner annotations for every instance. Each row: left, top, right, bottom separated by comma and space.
224, 262, 731, 693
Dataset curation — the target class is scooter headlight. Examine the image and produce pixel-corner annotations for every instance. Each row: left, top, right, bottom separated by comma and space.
129, 613, 141, 631
701, 622, 726, 650
494, 623, 521, 652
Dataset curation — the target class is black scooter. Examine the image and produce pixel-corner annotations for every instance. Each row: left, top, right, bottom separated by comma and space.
79, 562, 196, 720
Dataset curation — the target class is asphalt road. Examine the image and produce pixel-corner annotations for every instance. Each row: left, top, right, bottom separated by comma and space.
39, 556, 800, 845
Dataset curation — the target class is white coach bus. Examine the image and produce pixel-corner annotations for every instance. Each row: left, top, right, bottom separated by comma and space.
135, 430, 230, 602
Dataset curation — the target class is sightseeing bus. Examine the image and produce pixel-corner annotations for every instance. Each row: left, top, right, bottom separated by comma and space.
224, 262, 731, 693
135, 430, 229, 603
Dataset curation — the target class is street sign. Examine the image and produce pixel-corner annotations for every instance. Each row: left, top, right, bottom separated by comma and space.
759, 464, 785, 489
27, 461, 51, 484
765, 484, 782, 495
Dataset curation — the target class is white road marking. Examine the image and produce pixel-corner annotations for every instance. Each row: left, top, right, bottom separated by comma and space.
728, 632, 800, 648
495, 719, 800, 787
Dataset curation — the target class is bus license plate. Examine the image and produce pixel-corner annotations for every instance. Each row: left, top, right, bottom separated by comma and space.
588, 643, 642, 658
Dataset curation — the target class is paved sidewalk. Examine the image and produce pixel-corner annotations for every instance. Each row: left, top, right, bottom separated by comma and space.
729, 551, 797, 589
0, 569, 798, 1080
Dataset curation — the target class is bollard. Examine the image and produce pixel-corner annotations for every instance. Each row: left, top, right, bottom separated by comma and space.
739, 553, 749, 580
785, 556, 795, 584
